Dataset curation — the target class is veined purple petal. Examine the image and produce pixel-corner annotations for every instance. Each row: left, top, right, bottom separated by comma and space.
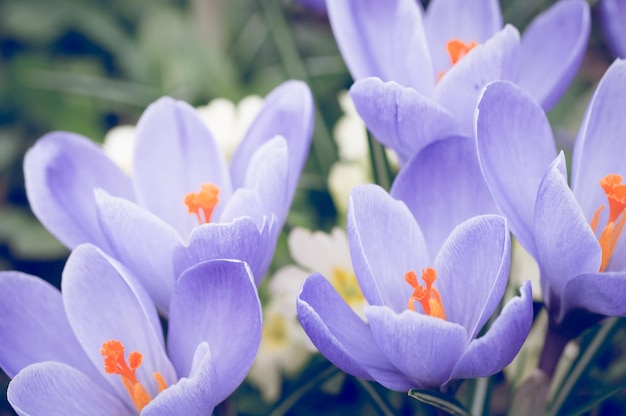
0, 272, 100, 384
297, 274, 413, 390
167, 260, 261, 404
62, 244, 176, 405
350, 78, 459, 162
366, 306, 467, 389
132, 97, 233, 240
23, 132, 135, 250
560, 271, 626, 321
433, 215, 510, 340
534, 154, 602, 300
326, 0, 434, 95
475, 80, 557, 258
435, 25, 521, 137
600, 0, 626, 58
230, 80, 313, 205
8, 362, 128, 416
95, 190, 179, 316
348, 185, 430, 312
571, 59, 626, 221
173, 216, 276, 286
425, 0, 502, 74
519, 0, 590, 110
144, 343, 217, 416
448, 281, 532, 381
391, 136, 497, 255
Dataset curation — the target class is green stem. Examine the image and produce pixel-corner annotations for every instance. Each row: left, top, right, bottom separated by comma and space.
469, 378, 489, 416
269, 366, 339, 416
356, 379, 396, 416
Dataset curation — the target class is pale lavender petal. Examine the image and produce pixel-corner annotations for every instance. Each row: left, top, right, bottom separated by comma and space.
168, 260, 261, 404
8, 362, 127, 416
23, 132, 134, 250
534, 154, 601, 299
348, 185, 430, 312
519, 0, 590, 110
560, 271, 626, 320
230, 80, 313, 204
435, 25, 520, 137
366, 306, 467, 389
475, 80, 557, 258
0, 272, 99, 384
350, 78, 459, 162
132, 97, 232, 239
173, 216, 276, 286
62, 244, 176, 405
425, 0, 502, 74
95, 190, 179, 316
600, 0, 626, 58
297, 274, 414, 390
433, 215, 510, 339
448, 281, 533, 381
571, 59, 626, 221
144, 343, 217, 416
391, 135, 497, 254
326, 0, 434, 94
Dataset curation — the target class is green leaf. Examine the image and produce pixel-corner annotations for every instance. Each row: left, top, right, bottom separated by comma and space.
408, 388, 471, 416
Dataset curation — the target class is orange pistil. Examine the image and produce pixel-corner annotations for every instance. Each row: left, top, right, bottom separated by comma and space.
184, 183, 220, 224
405, 268, 446, 320
101, 340, 168, 412
436, 39, 478, 82
590, 174, 626, 272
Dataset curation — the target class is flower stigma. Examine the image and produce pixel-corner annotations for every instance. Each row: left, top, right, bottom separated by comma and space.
101, 340, 168, 412
436, 39, 478, 82
405, 268, 446, 320
184, 183, 220, 224
590, 174, 626, 272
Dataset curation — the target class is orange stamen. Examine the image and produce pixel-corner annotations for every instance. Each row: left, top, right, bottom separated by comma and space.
184, 183, 220, 224
405, 268, 447, 320
101, 340, 168, 412
593, 174, 626, 272
436, 39, 478, 82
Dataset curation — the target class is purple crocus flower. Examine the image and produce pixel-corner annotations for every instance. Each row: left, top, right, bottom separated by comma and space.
475, 59, 626, 329
327, 0, 589, 162
0, 244, 261, 415
600, 0, 626, 58
24, 80, 313, 314
297, 184, 532, 390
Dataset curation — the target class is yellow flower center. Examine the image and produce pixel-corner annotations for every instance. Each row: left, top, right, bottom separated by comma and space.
590, 174, 626, 272
330, 266, 365, 308
405, 268, 446, 320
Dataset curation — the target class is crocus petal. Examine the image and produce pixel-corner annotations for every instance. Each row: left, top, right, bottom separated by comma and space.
62, 244, 176, 403
8, 362, 127, 416
350, 78, 459, 162
391, 136, 497, 254
366, 306, 467, 389
326, 0, 434, 95
435, 25, 520, 137
560, 271, 626, 320
600, 0, 626, 58
534, 154, 601, 299
571, 59, 626, 220
348, 185, 429, 312
144, 343, 217, 416
173, 216, 275, 286
297, 274, 413, 390
167, 260, 261, 404
475, 80, 557, 258
230, 81, 313, 206
95, 190, 179, 316
448, 280, 533, 381
433, 215, 510, 339
519, 0, 590, 110
0, 272, 99, 383
23, 132, 134, 250
425, 0, 502, 74
132, 97, 232, 239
